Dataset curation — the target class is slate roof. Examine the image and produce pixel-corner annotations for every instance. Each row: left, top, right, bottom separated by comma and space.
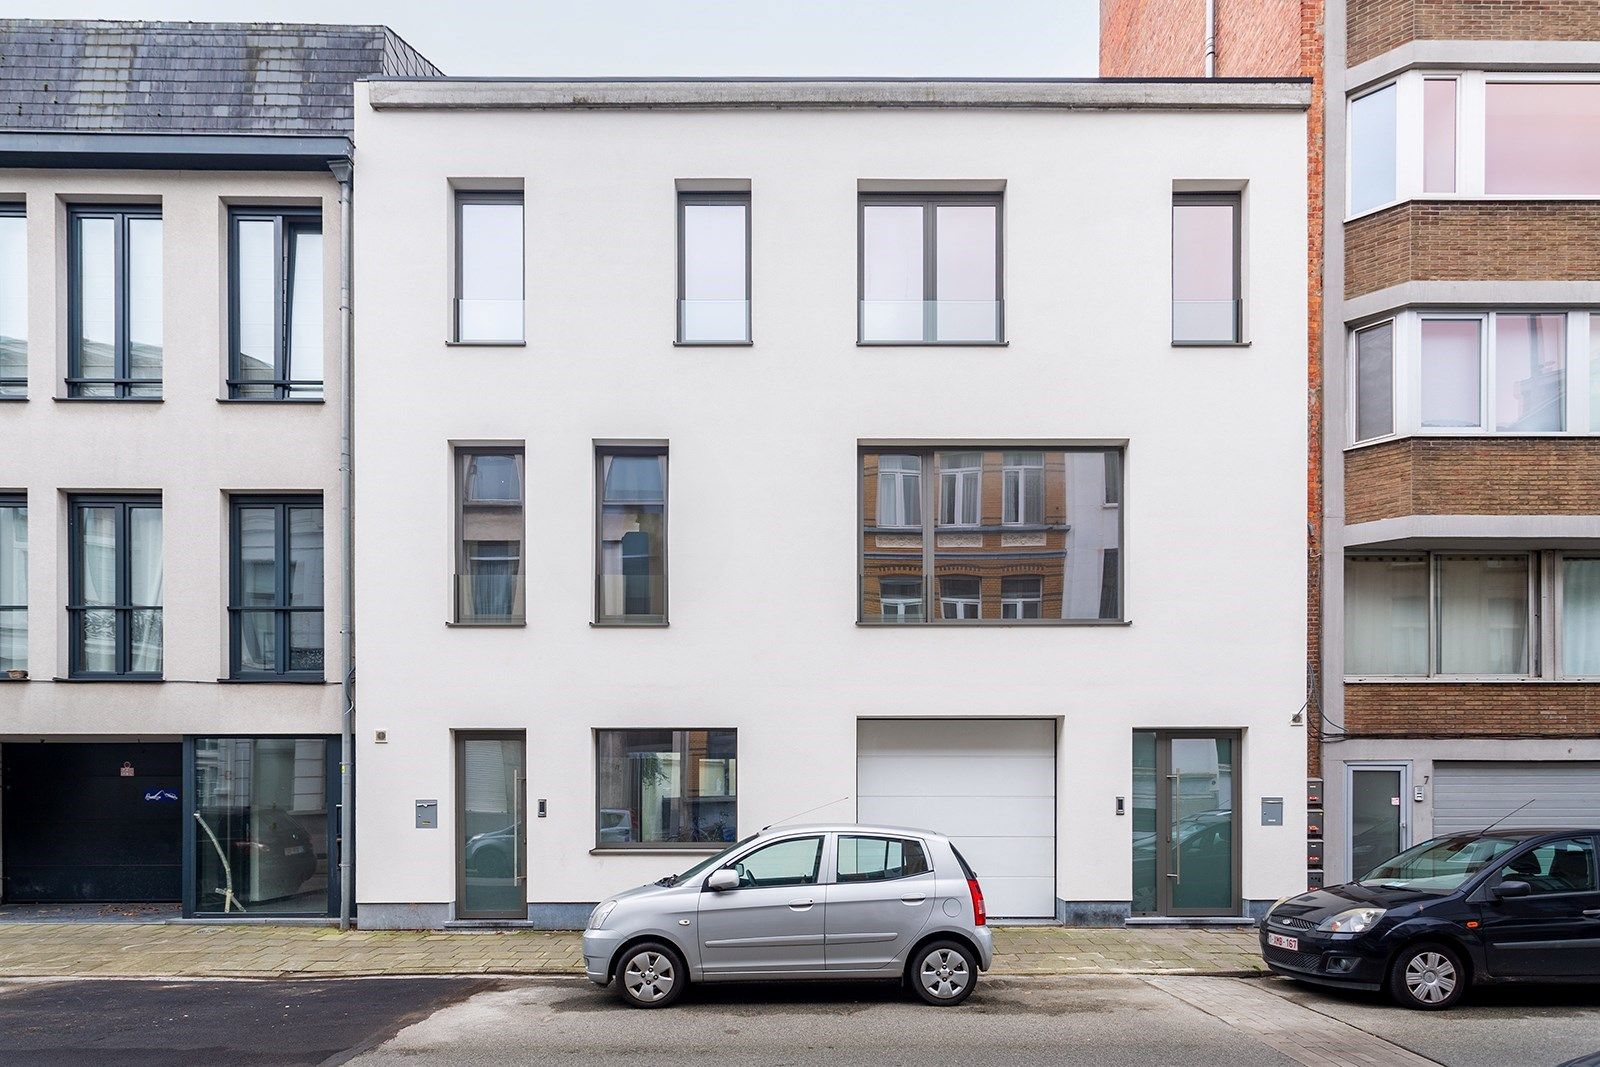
0, 19, 441, 136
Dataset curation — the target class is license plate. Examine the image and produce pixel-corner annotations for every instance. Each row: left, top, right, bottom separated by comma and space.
1267, 932, 1299, 951
283, 846, 306, 856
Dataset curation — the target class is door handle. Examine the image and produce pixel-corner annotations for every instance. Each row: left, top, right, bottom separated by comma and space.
788, 899, 814, 910
512, 770, 525, 887
901, 896, 926, 905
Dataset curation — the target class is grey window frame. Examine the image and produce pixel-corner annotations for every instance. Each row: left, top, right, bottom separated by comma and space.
227, 207, 323, 400
593, 727, 737, 850
857, 193, 1005, 346
453, 445, 525, 626
0, 493, 23, 671
0, 203, 24, 398
676, 191, 751, 346
1170, 192, 1242, 346
67, 494, 162, 679
594, 443, 669, 626
452, 190, 525, 345
66, 205, 162, 398
229, 495, 324, 680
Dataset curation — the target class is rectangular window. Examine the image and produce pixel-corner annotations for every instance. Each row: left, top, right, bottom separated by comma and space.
1494, 313, 1565, 432
1422, 78, 1458, 194
1346, 554, 1532, 677
859, 195, 1001, 343
1353, 320, 1395, 442
68, 206, 161, 397
1437, 555, 1530, 675
455, 447, 524, 624
230, 497, 323, 678
678, 191, 749, 343
1171, 193, 1241, 344
1485, 82, 1600, 196
1561, 558, 1600, 677
230, 209, 323, 399
0, 495, 24, 672
1420, 318, 1482, 429
0, 205, 24, 397
454, 192, 524, 343
861, 447, 1123, 623
1349, 84, 1398, 215
596, 446, 666, 623
1345, 556, 1430, 675
594, 729, 736, 847
68, 496, 161, 677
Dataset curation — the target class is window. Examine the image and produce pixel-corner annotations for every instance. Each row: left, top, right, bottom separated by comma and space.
1437, 555, 1530, 675
721, 835, 822, 888
1420, 318, 1482, 429
454, 192, 523, 343
596, 446, 666, 623
0, 205, 24, 397
594, 729, 736, 847
859, 194, 1001, 343
1171, 193, 1241, 344
68, 496, 161, 677
1353, 321, 1395, 442
1345, 556, 1429, 676
455, 447, 524, 624
1494, 837, 1596, 895
1486, 82, 1600, 196
1562, 558, 1600, 677
68, 206, 161, 397
230, 498, 323, 678
1494, 313, 1565, 432
1422, 78, 1458, 194
0, 496, 23, 672
861, 447, 1124, 623
230, 209, 323, 399
678, 191, 749, 343
837, 835, 931, 882
1345, 554, 1531, 677
1349, 83, 1398, 215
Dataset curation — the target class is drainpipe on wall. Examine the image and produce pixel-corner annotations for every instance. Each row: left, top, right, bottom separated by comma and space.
330, 157, 355, 933
1204, 0, 1217, 76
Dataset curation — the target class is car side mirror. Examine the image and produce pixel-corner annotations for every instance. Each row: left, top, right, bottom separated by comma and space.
705, 868, 739, 892
1493, 879, 1532, 899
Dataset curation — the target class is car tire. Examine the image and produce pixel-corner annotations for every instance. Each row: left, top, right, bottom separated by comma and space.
908, 940, 978, 1006
616, 941, 687, 1009
1387, 942, 1467, 1010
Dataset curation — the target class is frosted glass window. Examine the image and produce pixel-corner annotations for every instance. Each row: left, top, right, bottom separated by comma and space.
1486, 83, 1600, 195
679, 195, 749, 343
1562, 558, 1600, 676
1350, 84, 1398, 215
1345, 556, 1429, 675
860, 196, 1001, 343
1494, 313, 1565, 432
1172, 195, 1240, 343
1354, 322, 1394, 441
1438, 556, 1530, 675
456, 194, 524, 342
934, 204, 999, 342
1423, 79, 1458, 194
1420, 319, 1482, 428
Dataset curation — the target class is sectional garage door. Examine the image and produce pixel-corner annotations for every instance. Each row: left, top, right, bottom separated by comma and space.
1433, 761, 1600, 836
857, 719, 1055, 919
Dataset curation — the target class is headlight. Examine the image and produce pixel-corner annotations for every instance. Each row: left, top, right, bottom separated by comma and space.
1316, 907, 1385, 935
588, 900, 618, 930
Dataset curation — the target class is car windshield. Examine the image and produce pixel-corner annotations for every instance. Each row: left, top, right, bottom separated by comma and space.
661, 835, 759, 886
1357, 834, 1529, 893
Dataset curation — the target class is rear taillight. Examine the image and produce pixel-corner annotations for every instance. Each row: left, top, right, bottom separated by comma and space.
967, 877, 987, 926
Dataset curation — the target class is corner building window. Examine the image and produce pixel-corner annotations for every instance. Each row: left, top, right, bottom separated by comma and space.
594, 729, 736, 847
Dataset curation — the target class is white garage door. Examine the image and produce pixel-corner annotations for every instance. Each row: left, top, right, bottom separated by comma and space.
857, 719, 1055, 919
1433, 761, 1600, 836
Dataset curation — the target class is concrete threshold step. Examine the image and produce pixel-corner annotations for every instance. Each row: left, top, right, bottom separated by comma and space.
1123, 916, 1259, 927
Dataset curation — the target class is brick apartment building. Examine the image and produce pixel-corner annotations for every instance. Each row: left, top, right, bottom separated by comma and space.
1104, 0, 1600, 887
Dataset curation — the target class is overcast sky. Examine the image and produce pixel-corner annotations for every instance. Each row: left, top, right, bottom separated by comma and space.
24, 0, 1099, 78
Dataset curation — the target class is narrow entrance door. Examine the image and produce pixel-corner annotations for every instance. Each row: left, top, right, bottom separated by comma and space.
1349, 765, 1408, 880
1133, 731, 1241, 916
455, 732, 526, 920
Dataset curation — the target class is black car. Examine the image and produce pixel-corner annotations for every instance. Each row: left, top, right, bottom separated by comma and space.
1261, 828, 1600, 1009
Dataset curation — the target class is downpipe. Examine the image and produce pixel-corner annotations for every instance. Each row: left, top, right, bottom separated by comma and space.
331, 158, 355, 932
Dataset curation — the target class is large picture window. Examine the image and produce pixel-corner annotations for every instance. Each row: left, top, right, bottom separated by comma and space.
230, 497, 324, 679
861, 446, 1123, 624
68, 496, 161, 677
455, 447, 525, 624
594, 729, 736, 847
230, 208, 323, 399
0, 204, 24, 397
0, 495, 23, 672
68, 206, 162, 398
859, 194, 1002, 344
1346, 553, 1536, 677
596, 446, 666, 624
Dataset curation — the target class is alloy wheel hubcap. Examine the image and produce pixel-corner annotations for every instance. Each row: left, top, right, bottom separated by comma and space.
920, 949, 969, 999
624, 951, 676, 1002
1405, 952, 1457, 1004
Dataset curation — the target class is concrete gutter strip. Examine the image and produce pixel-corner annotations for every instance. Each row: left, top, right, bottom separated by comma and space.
1347, 39, 1600, 93
366, 79, 1311, 112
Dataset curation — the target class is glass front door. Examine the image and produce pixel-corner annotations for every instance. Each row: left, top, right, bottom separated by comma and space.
455, 732, 526, 919
1349, 766, 1408, 880
1132, 731, 1240, 916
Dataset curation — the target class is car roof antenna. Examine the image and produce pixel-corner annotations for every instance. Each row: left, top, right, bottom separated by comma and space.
762, 795, 851, 832
1479, 799, 1536, 835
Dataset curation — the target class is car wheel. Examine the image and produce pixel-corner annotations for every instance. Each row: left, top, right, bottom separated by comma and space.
1388, 942, 1467, 1010
909, 940, 978, 1006
617, 942, 687, 1009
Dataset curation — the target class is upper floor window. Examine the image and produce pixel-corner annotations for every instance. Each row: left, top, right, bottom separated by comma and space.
678, 191, 750, 344
230, 209, 323, 399
68, 495, 162, 677
859, 194, 1001, 344
1171, 193, 1241, 344
0, 495, 24, 673
596, 446, 666, 624
1350, 311, 1595, 444
1349, 83, 1398, 215
454, 191, 523, 343
0, 205, 24, 398
231, 497, 324, 678
69, 206, 161, 398
860, 446, 1123, 624
1485, 81, 1600, 195
455, 446, 525, 624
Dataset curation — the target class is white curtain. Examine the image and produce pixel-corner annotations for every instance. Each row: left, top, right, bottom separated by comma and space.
1345, 557, 1428, 675
1563, 559, 1600, 675
1438, 556, 1528, 675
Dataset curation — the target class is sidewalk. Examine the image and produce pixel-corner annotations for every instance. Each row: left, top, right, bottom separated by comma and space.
0, 923, 1265, 980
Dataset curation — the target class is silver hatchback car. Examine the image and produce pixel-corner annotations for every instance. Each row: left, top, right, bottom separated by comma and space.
583, 823, 994, 1008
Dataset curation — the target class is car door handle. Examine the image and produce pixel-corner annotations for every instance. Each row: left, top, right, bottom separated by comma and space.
900, 896, 926, 905
788, 899, 815, 910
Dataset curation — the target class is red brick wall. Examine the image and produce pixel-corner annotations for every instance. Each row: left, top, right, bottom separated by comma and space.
1345, 683, 1600, 736
1345, 438, 1600, 525
1100, 0, 1300, 77
1345, 202, 1600, 298
1349, 0, 1600, 67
